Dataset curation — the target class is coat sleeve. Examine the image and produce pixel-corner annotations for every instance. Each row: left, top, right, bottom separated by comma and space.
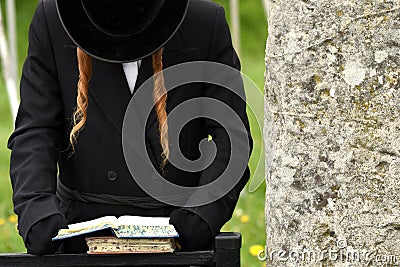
171, 5, 253, 237
7, 0, 66, 243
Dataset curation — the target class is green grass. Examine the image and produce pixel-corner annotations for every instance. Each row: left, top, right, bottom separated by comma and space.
0, 0, 268, 266
0, 77, 25, 253
0, 40, 25, 252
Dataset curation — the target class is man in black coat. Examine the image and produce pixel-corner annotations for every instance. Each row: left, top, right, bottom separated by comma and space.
8, 0, 253, 255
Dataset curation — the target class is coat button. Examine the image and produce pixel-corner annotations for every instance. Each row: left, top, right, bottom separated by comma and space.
107, 171, 118, 181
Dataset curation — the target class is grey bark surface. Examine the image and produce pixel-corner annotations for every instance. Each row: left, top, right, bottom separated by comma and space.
264, 0, 400, 266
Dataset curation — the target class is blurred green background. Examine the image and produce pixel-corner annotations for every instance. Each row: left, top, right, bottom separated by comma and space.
0, 0, 267, 266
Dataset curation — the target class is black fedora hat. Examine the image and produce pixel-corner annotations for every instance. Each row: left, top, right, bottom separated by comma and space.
56, 0, 189, 63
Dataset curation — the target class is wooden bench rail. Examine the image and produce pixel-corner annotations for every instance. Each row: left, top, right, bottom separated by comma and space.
0, 232, 241, 267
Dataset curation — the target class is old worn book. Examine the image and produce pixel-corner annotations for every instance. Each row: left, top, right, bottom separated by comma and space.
52, 215, 179, 241
85, 236, 176, 254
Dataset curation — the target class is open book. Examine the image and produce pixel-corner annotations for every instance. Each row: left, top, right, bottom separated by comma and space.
52, 215, 179, 241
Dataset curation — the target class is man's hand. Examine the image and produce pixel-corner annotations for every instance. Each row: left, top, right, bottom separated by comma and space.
169, 209, 213, 251
25, 214, 68, 255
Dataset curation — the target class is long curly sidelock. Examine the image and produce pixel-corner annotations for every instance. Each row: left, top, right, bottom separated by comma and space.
151, 47, 169, 168
69, 48, 92, 150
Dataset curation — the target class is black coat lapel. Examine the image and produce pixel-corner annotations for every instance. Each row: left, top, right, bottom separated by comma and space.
141, 47, 197, 134
130, 56, 163, 169
89, 55, 162, 169
88, 59, 132, 134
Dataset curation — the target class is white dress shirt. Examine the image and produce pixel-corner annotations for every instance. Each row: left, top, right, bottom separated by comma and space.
122, 60, 142, 94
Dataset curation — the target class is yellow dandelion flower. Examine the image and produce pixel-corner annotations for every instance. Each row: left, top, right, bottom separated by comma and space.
240, 215, 250, 223
0, 218, 5, 226
8, 215, 18, 223
249, 244, 264, 257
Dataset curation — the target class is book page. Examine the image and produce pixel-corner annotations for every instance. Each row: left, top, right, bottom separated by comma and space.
52, 216, 118, 241
66, 216, 117, 232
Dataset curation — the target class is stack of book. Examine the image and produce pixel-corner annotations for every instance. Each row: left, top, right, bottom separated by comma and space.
53, 215, 179, 254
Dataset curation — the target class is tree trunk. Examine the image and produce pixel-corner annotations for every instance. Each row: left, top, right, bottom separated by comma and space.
264, 0, 400, 266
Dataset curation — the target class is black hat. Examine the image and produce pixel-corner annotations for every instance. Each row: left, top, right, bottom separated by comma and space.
56, 0, 189, 63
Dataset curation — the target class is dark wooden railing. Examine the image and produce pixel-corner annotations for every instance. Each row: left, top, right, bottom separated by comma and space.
0, 232, 241, 267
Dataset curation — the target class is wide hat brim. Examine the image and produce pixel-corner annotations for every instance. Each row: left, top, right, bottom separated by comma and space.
56, 0, 189, 63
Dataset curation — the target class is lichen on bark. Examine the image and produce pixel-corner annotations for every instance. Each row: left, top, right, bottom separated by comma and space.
264, 0, 400, 266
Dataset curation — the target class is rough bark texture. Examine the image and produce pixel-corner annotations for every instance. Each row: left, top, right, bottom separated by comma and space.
264, 0, 400, 266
